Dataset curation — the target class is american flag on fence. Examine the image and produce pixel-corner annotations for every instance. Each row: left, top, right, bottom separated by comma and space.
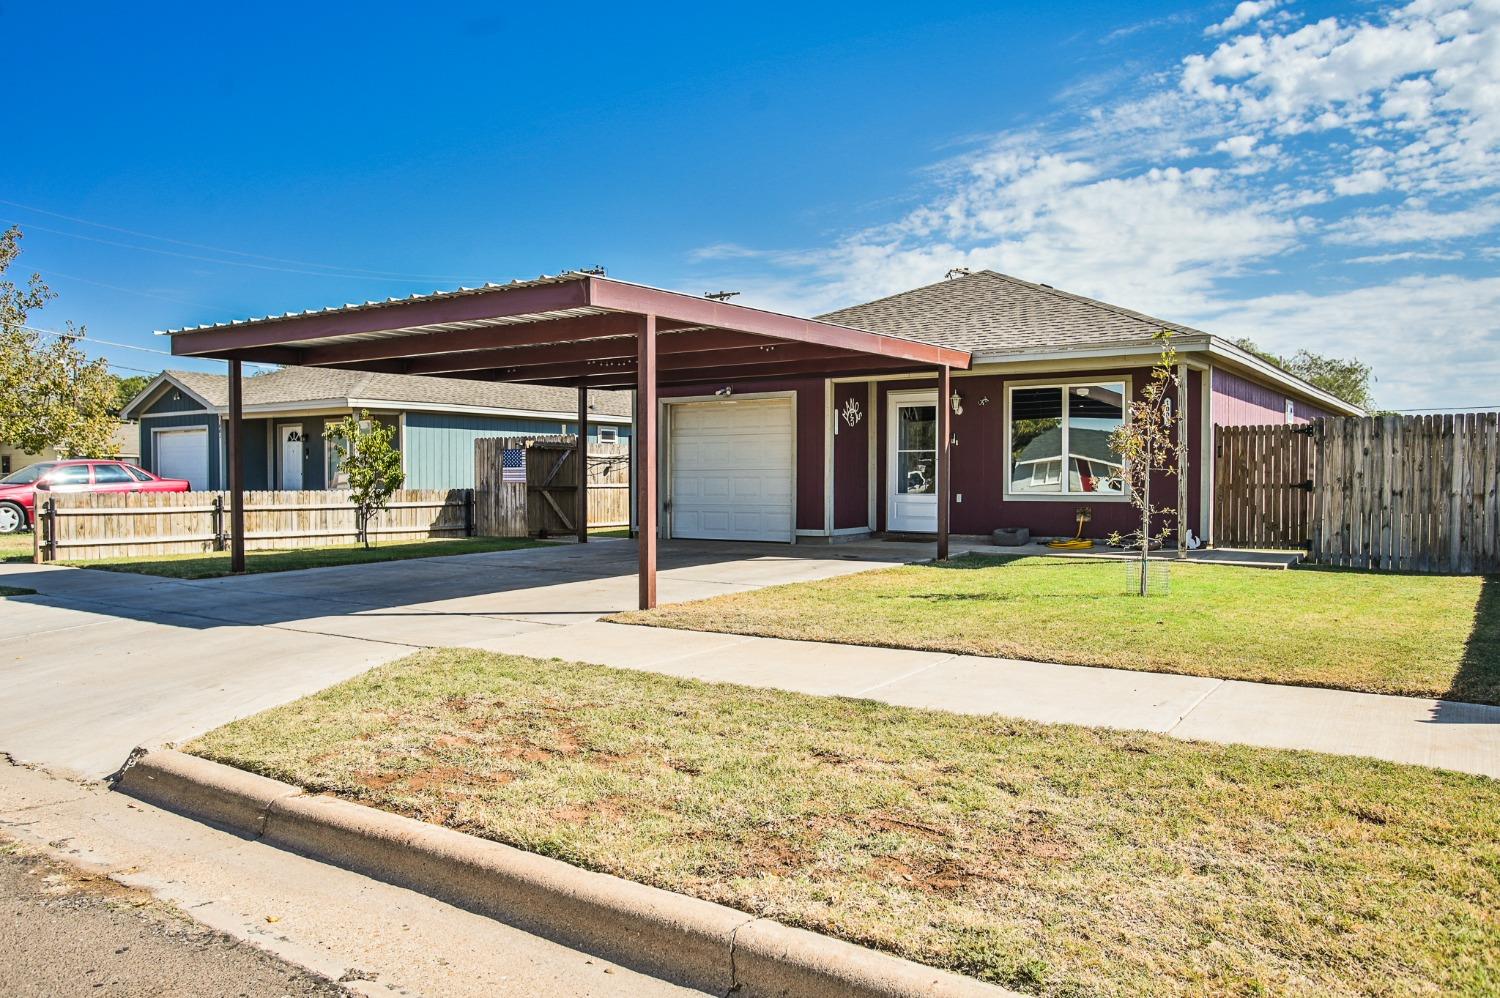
500, 448, 527, 483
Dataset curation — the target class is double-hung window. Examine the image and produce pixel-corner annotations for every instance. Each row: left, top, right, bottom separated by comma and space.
1006, 381, 1128, 498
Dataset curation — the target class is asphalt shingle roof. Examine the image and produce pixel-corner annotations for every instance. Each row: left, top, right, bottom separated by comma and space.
160, 367, 632, 417
817, 270, 1210, 356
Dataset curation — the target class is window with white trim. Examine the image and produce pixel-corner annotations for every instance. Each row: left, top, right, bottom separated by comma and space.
597, 426, 619, 444
1006, 381, 1127, 497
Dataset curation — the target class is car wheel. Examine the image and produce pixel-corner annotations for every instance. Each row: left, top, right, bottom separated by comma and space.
0, 502, 23, 535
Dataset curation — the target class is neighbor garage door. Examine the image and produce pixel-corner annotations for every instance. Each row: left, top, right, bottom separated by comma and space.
154, 427, 208, 490
669, 398, 794, 542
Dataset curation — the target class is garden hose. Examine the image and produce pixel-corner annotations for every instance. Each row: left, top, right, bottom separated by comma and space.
1047, 511, 1095, 550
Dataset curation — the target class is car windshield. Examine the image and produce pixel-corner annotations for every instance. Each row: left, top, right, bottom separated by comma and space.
1, 462, 57, 485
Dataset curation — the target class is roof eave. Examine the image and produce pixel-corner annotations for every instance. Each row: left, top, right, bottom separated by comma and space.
1204, 338, 1365, 416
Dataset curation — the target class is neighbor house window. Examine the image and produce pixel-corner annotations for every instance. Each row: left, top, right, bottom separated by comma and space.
1007, 381, 1127, 497
597, 426, 618, 444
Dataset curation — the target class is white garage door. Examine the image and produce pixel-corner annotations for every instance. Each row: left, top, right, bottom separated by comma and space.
154, 428, 208, 490
669, 399, 794, 542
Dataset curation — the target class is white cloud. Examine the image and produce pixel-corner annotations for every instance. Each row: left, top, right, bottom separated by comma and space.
1197, 275, 1500, 409
687, 1, 1500, 408
1215, 134, 1259, 157
1206, 0, 1284, 37
1328, 198, 1500, 244
1347, 250, 1464, 262
1332, 169, 1390, 195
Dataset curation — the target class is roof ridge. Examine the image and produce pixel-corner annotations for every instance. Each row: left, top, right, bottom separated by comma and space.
977, 270, 1204, 337
814, 270, 996, 319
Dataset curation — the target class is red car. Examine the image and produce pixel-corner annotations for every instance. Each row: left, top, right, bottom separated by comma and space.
0, 459, 191, 534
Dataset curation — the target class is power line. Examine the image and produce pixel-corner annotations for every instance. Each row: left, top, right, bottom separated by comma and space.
40, 269, 228, 311
24, 326, 276, 372
4, 218, 485, 285
23, 326, 170, 355
1, 198, 487, 283
1387, 405, 1500, 411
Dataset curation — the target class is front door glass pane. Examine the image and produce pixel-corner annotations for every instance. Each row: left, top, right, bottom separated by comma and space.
896, 404, 937, 495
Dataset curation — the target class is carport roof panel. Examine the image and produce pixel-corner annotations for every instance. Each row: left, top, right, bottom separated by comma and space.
163, 273, 972, 378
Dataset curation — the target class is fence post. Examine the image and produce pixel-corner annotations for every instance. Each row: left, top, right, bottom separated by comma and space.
45, 498, 58, 563
464, 489, 475, 537
211, 495, 225, 551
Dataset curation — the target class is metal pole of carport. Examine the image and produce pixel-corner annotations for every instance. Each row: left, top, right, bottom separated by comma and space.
936, 364, 951, 561
227, 359, 246, 574
576, 385, 589, 544
637, 314, 658, 608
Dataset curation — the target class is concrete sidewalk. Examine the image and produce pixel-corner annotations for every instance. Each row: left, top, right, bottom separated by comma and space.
479, 621, 1500, 778
0, 539, 909, 777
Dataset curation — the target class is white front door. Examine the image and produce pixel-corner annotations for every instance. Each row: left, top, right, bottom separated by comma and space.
669, 398, 795, 542
887, 393, 939, 533
279, 424, 304, 490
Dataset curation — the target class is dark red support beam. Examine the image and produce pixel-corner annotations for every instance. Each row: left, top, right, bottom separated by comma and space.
172, 279, 594, 355
576, 385, 589, 545
498, 353, 920, 390
227, 359, 246, 574
637, 315, 657, 609
936, 365, 951, 562
406, 334, 840, 377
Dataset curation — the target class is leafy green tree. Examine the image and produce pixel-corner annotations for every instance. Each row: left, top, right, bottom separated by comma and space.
323, 411, 405, 548
0, 226, 119, 457
1108, 332, 1184, 596
1234, 338, 1374, 410
111, 373, 155, 415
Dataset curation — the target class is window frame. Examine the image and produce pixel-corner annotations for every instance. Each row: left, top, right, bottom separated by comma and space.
1002, 376, 1132, 503
597, 425, 619, 445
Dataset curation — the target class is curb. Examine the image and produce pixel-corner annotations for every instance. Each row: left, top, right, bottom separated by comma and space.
116, 748, 1014, 998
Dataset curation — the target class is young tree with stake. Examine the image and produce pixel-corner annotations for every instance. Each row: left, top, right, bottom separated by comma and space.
1108, 332, 1185, 596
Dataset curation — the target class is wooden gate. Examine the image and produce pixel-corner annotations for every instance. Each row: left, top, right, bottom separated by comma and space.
1213, 424, 1314, 549
473, 436, 631, 537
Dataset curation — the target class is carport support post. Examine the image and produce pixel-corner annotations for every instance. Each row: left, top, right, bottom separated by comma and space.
227, 359, 245, 574
1176, 361, 1189, 560
637, 314, 658, 609
576, 385, 589, 544
936, 364, 951, 561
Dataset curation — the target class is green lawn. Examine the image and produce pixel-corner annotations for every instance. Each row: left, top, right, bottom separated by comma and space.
189, 649, 1500, 997
0, 532, 33, 563
612, 554, 1499, 705
69, 536, 545, 579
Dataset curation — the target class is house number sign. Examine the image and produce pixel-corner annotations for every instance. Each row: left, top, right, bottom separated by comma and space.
840, 397, 863, 428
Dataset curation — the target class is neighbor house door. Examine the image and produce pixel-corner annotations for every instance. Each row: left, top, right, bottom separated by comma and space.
279, 424, 304, 490
887, 392, 938, 533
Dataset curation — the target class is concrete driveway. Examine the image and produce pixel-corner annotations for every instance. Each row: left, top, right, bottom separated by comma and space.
0, 539, 909, 778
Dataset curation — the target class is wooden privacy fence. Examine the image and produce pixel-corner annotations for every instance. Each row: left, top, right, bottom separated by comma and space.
1312, 413, 1499, 573
472, 436, 629, 538
34, 488, 473, 563
1215, 414, 1500, 572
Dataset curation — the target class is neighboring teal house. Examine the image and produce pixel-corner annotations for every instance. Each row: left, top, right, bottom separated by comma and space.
120, 368, 632, 492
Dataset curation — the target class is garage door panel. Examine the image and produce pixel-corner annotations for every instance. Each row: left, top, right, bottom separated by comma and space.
670, 399, 794, 543
154, 428, 208, 491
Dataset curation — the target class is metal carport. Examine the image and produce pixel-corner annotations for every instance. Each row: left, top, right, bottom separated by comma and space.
163, 273, 971, 608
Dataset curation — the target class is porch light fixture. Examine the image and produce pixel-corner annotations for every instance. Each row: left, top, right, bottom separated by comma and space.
949, 387, 964, 416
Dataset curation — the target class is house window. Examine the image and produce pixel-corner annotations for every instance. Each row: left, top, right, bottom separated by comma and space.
597, 426, 618, 445
1006, 381, 1127, 497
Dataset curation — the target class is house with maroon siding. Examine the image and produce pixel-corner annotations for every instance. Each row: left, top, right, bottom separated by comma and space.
652, 270, 1356, 548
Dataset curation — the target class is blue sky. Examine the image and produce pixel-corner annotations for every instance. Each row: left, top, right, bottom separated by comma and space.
3, 1, 1496, 410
